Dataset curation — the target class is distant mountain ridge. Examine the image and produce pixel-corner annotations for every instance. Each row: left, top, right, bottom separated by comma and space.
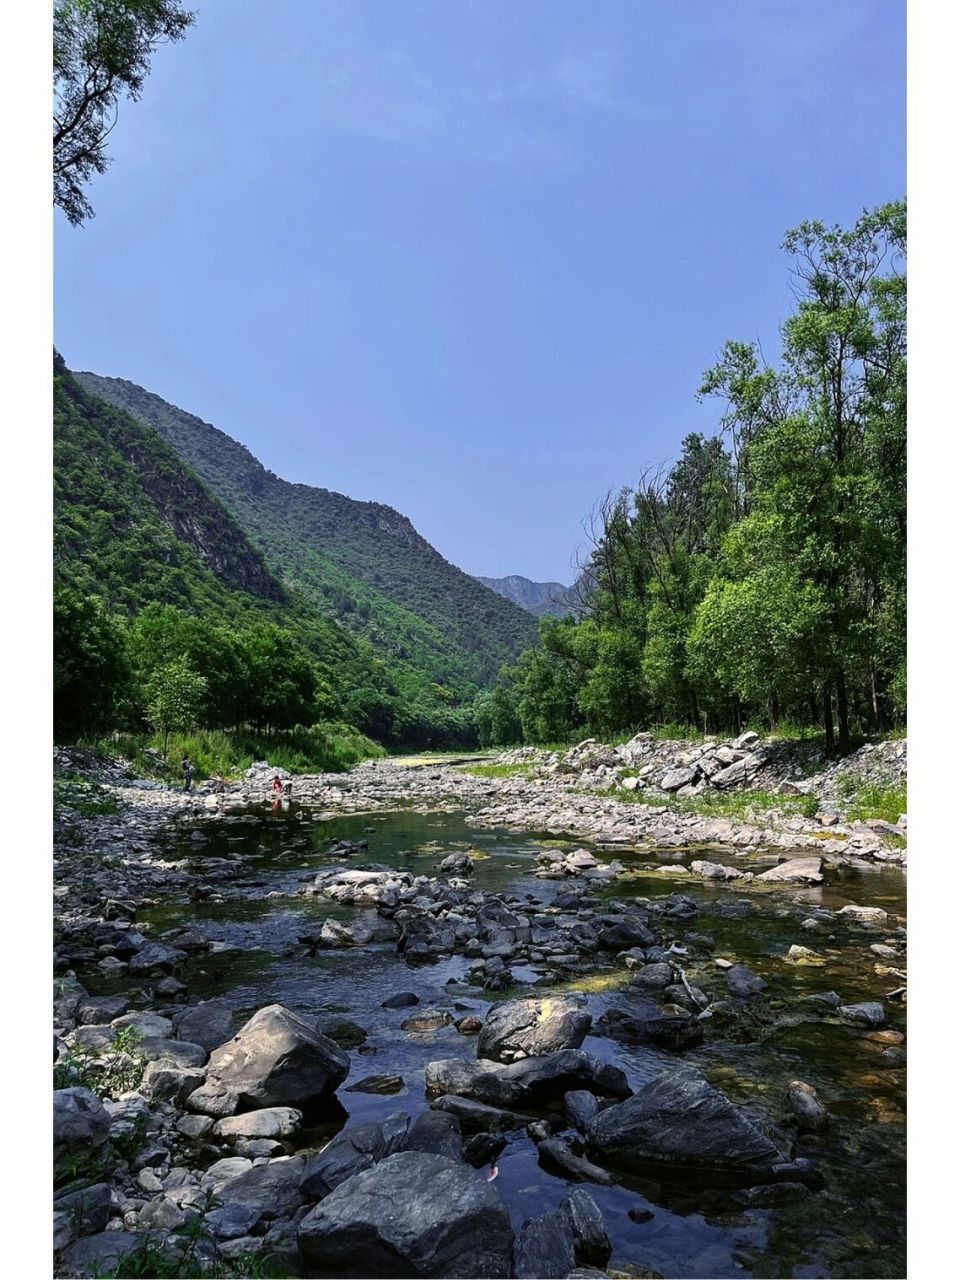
74, 370, 539, 697
476, 574, 575, 618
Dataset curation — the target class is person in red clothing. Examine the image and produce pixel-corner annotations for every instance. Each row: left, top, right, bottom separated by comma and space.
272, 775, 282, 793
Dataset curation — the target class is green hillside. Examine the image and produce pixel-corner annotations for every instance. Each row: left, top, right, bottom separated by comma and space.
74, 370, 539, 698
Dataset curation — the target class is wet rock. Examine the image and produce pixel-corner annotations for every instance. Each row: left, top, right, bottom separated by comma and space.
300, 1112, 410, 1199
381, 991, 420, 1009
803, 991, 841, 1010
402, 1007, 454, 1033
171, 1000, 236, 1052
426, 1051, 630, 1111
214, 1106, 303, 1140
76, 995, 128, 1025
565, 1089, 600, 1132
463, 1132, 506, 1167
690, 860, 743, 881
536, 1138, 614, 1185
205, 1004, 349, 1107
514, 1207, 577, 1278
404, 1109, 463, 1160
477, 995, 592, 1064
838, 904, 889, 925
756, 857, 823, 884
598, 919, 657, 950
786, 1081, 829, 1133
456, 1015, 483, 1035
432, 1094, 537, 1133
726, 964, 767, 998
839, 1001, 886, 1027
297, 1150, 515, 1277
440, 852, 475, 876
587, 1069, 782, 1180
734, 1181, 811, 1207
54, 1087, 110, 1164
562, 1188, 612, 1266
315, 1013, 367, 1048
643, 1014, 704, 1052
628, 1206, 655, 1224
786, 944, 826, 966
127, 941, 187, 973
346, 1073, 405, 1095
630, 962, 675, 991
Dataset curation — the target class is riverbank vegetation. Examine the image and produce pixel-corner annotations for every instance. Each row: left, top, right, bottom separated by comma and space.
479, 203, 906, 755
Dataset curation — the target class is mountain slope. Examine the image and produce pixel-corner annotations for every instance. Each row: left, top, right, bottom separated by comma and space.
476, 574, 575, 618
74, 371, 539, 695
54, 354, 380, 691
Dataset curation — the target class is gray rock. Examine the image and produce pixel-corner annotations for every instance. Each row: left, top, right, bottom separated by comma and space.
726, 963, 768, 998
598, 919, 656, 950
206, 1004, 349, 1107
561, 1188, 612, 1266
432, 1094, 537, 1133
661, 766, 698, 791
755, 857, 823, 884
345, 1073, 405, 1095
630, 961, 675, 991
839, 1001, 886, 1027
564, 1089, 599, 1132
54, 1087, 110, 1164
185, 1081, 240, 1117
425, 1051, 630, 1111
440, 852, 475, 876
127, 941, 187, 973
58, 1231, 141, 1277
587, 1069, 783, 1179
514, 1207, 577, 1278
214, 1106, 303, 1140
297, 1151, 515, 1278
215, 1155, 307, 1221
300, 1112, 410, 1199
537, 1138, 614, 1185
477, 995, 592, 1064
786, 1081, 829, 1133
53, 1181, 112, 1237
315, 1014, 367, 1048
76, 995, 129, 1025
172, 1000, 236, 1052
404, 1109, 463, 1160
381, 991, 419, 1008
642, 1014, 704, 1052
141, 1059, 206, 1103
401, 1007, 454, 1032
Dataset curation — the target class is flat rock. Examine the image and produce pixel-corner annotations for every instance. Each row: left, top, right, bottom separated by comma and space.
756, 857, 823, 884
213, 1106, 303, 1139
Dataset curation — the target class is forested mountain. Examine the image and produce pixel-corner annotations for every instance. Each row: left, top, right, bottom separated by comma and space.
475, 574, 574, 618
74, 371, 538, 697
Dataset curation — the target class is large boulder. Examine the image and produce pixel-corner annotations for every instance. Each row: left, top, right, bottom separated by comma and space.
54, 1087, 110, 1165
299, 1112, 410, 1199
597, 919, 657, 950
205, 1004, 349, 1108
297, 1150, 515, 1277
477, 995, 592, 1064
587, 1069, 782, 1180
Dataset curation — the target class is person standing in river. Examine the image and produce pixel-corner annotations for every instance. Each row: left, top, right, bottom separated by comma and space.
181, 756, 195, 791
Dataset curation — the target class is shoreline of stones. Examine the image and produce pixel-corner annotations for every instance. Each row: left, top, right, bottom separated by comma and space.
52, 743, 907, 1278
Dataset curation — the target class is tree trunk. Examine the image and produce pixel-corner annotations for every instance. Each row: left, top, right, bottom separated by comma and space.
822, 682, 834, 754
836, 670, 850, 753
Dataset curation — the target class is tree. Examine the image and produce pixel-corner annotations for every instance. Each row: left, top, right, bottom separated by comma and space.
144, 657, 206, 752
54, 0, 196, 225
54, 587, 130, 738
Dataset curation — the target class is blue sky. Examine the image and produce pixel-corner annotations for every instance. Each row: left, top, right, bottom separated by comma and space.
54, 0, 905, 583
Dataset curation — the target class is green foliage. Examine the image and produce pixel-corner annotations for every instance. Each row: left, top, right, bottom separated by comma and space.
54, 586, 131, 738
498, 202, 906, 751
53, 778, 120, 817
53, 1026, 148, 1098
460, 762, 535, 779
145, 658, 207, 750
54, 0, 196, 225
845, 782, 907, 825
607, 785, 819, 822
73, 368, 539, 702
94, 724, 386, 779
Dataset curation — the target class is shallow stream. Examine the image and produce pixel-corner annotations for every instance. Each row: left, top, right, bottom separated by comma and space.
88, 803, 906, 1279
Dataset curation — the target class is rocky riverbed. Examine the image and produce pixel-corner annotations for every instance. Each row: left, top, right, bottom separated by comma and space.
52, 739, 907, 1279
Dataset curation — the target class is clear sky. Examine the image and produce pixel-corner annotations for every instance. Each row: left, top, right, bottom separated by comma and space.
54, 0, 905, 584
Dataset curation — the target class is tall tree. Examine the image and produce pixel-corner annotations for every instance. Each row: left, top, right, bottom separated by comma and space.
54, 0, 195, 225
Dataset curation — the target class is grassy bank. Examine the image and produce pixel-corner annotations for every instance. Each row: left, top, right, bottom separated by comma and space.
84, 724, 387, 781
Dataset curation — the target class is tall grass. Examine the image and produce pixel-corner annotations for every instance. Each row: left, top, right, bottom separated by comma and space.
88, 723, 386, 780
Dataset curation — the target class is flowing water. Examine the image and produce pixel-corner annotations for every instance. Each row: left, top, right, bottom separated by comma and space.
88, 802, 906, 1279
